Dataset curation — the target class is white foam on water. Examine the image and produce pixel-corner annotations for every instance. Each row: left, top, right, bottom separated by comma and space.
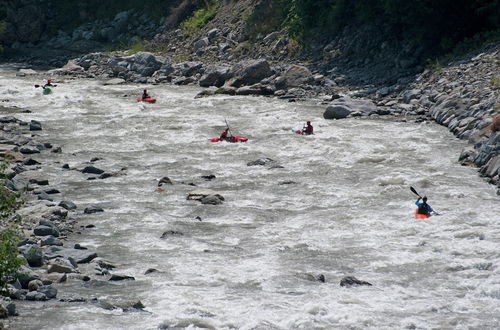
2, 67, 499, 329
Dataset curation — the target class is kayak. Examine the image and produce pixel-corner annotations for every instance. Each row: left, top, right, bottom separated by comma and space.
43, 88, 52, 95
415, 209, 431, 219
209, 136, 248, 143
137, 98, 156, 103
292, 129, 314, 135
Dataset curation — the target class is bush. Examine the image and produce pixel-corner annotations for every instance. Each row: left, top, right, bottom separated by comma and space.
180, 0, 219, 34
0, 227, 24, 294
0, 162, 20, 219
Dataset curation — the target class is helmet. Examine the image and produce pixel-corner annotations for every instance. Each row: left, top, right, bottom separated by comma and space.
423, 196, 427, 202
307, 121, 311, 124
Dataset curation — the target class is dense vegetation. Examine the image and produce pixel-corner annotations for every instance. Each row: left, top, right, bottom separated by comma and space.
0, 161, 23, 294
248, 0, 500, 55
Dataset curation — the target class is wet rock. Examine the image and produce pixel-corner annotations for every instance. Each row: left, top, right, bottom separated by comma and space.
40, 235, 63, 246
28, 279, 43, 291
160, 230, 184, 239
47, 262, 73, 275
37, 191, 53, 201
44, 188, 60, 194
34, 225, 60, 237
81, 166, 104, 175
22, 158, 40, 166
19, 245, 43, 267
25, 291, 47, 301
235, 83, 275, 96
340, 276, 372, 287
109, 274, 135, 281
0, 304, 7, 319
45, 246, 97, 264
158, 176, 173, 185
46, 273, 67, 283
247, 158, 275, 166
59, 200, 77, 210
29, 120, 42, 131
20, 146, 40, 154
201, 174, 216, 181
324, 97, 379, 119
84, 205, 104, 214
144, 268, 160, 275
98, 298, 144, 311
74, 243, 87, 250
16, 266, 41, 289
37, 285, 58, 299
200, 195, 224, 205
187, 189, 223, 201
324, 105, 351, 119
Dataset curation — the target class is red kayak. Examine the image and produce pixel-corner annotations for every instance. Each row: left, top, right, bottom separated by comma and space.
414, 209, 431, 219
209, 136, 248, 143
137, 98, 156, 103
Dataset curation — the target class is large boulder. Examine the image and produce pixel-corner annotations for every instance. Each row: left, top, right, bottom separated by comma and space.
324, 97, 379, 119
124, 52, 162, 77
280, 65, 314, 88
173, 62, 203, 77
230, 60, 273, 87
199, 65, 232, 87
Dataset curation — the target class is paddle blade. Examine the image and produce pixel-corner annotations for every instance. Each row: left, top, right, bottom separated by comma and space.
410, 186, 421, 198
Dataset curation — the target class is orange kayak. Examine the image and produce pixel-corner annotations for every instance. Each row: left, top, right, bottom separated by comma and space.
415, 208, 431, 219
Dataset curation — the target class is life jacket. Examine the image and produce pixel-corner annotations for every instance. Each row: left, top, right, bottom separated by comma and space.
417, 203, 430, 215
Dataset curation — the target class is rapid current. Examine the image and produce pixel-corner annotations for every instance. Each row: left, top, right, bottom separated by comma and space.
1, 65, 499, 329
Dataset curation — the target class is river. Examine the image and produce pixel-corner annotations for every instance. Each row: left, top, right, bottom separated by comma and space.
2, 66, 499, 329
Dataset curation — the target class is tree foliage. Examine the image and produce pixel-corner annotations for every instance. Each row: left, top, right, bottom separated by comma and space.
279, 0, 499, 53
0, 228, 24, 294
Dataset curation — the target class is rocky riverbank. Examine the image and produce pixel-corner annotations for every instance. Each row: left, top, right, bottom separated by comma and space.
0, 114, 145, 325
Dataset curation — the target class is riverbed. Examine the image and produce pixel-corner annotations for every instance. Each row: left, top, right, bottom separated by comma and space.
2, 67, 499, 329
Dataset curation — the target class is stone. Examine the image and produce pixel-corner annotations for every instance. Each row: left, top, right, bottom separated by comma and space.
109, 274, 135, 281
41, 235, 63, 246
193, 37, 210, 51
200, 195, 224, 205
235, 84, 275, 96
103, 78, 125, 85
247, 158, 275, 166
340, 276, 372, 287
199, 65, 231, 87
187, 189, 224, 201
37, 285, 58, 299
160, 230, 184, 239
20, 245, 43, 267
22, 158, 40, 166
84, 205, 104, 214
230, 59, 273, 87
81, 166, 105, 174
20, 146, 40, 154
33, 225, 59, 237
281, 65, 314, 88
59, 200, 77, 210
46, 273, 67, 283
29, 120, 42, 131
28, 279, 43, 291
25, 291, 47, 301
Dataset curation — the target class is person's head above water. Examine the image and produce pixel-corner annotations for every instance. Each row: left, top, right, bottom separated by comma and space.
423, 196, 427, 202
307, 121, 311, 125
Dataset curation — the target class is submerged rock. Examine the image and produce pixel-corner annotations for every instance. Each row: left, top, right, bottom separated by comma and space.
340, 276, 372, 287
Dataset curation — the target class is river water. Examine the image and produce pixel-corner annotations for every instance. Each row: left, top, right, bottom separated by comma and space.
2, 66, 499, 329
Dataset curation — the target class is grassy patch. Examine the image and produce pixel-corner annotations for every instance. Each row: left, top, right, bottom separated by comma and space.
180, 1, 219, 35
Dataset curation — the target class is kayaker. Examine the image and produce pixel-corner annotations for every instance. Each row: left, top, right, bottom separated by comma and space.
302, 121, 313, 135
141, 89, 150, 100
415, 196, 434, 216
220, 128, 229, 140
42, 79, 55, 88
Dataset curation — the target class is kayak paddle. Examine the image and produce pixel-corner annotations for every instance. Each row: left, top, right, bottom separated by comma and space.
410, 186, 440, 215
224, 118, 234, 138
410, 186, 422, 198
